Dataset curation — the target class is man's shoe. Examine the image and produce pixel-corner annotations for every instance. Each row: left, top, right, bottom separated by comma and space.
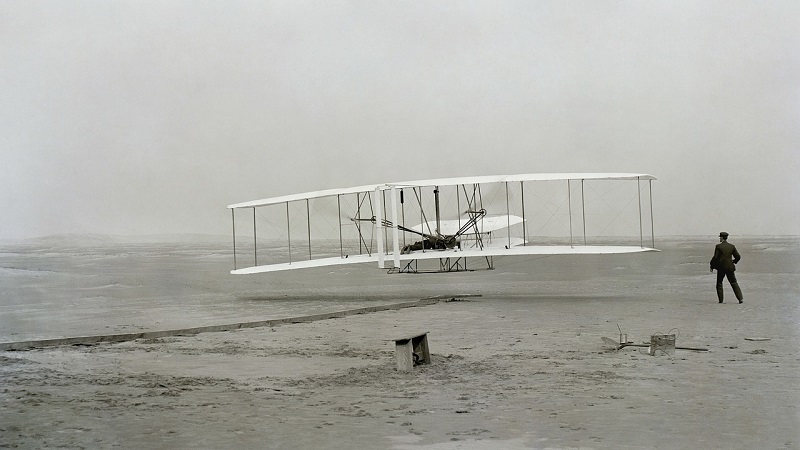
739, 300, 743, 304
719, 301, 723, 303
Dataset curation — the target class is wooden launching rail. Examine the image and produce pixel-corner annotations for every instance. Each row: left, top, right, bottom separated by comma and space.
1, 298, 449, 352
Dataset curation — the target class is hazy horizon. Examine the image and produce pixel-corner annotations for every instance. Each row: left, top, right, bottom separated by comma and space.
4, 231, 797, 244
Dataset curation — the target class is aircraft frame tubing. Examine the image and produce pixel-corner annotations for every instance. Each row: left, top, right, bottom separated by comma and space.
231, 208, 237, 270
392, 259, 418, 274
390, 255, 496, 274
353, 192, 374, 257
439, 257, 470, 272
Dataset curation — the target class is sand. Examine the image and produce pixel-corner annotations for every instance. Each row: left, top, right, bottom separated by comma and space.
1, 236, 799, 449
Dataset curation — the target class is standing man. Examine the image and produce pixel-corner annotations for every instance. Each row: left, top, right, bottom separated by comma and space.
709, 232, 744, 303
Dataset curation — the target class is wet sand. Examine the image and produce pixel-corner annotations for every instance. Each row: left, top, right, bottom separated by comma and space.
1, 236, 799, 448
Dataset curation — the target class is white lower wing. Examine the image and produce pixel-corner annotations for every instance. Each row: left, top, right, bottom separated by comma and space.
231, 245, 658, 274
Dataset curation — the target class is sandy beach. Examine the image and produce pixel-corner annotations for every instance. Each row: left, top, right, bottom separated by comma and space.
1, 236, 799, 449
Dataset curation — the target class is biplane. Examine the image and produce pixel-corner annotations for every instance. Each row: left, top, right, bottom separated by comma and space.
228, 173, 657, 274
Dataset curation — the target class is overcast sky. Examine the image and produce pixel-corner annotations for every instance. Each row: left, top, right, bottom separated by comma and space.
2, 1, 798, 240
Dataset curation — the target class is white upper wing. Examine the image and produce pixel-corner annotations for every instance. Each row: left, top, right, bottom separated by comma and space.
228, 173, 656, 209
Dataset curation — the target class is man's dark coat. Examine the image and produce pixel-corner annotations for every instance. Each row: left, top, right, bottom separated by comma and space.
710, 241, 741, 272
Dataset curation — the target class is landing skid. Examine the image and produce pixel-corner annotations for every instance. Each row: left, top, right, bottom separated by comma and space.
387, 256, 494, 274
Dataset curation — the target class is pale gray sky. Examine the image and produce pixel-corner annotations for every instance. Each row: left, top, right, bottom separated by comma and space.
2, 1, 798, 239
